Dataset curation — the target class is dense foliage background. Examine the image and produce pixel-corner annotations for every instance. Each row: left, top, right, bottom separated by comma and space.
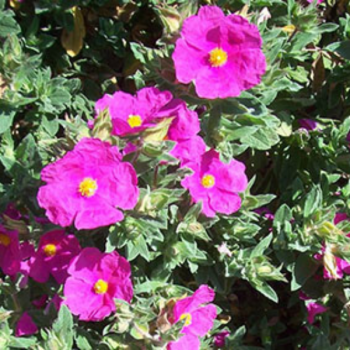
2, 0, 350, 349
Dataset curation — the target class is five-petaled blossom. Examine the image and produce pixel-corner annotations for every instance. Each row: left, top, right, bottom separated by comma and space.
172, 6, 266, 99
167, 285, 217, 350
63, 247, 133, 321
0, 225, 21, 276
29, 230, 81, 284
37, 138, 139, 230
181, 149, 248, 217
95, 87, 172, 137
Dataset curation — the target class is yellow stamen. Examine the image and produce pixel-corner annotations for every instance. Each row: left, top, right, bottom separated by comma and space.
43, 244, 57, 257
179, 313, 192, 327
128, 115, 142, 128
209, 48, 228, 67
201, 174, 215, 188
93, 279, 108, 294
79, 178, 98, 197
0, 233, 11, 247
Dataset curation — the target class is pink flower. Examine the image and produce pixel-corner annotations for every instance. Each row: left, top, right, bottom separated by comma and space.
307, 0, 323, 4
170, 136, 207, 166
158, 99, 201, 142
0, 225, 20, 275
29, 230, 81, 284
255, 207, 274, 220
306, 302, 327, 324
168, 285, 217, 350
95, 87, 172, 136
181, 149, 248, 217
214, 330, 230, 347
63, 247, 133, 321
217, 243, 232, 257
15, 312, 38, 337
172, 6, 266, 99
298, 119, 318, 131
37, 138, 139, 230
32, 295, 48, 308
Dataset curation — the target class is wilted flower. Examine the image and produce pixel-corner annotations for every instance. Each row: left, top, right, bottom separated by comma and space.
168, 285, 217, 350
37, 138, 139, 230
0, 225, 20, 276
298, 118, 318, 131
15, 312, 38, 337
306, 302, 327, 324
29, 230, 81, 284
172, 6, 266, 99
181, 149, 248, 217
315, 213, 350, 280
63, 247, 133, 321
214, 330, 230, 347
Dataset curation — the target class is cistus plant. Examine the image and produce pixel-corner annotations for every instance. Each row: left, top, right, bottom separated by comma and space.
2, 0, 350, 349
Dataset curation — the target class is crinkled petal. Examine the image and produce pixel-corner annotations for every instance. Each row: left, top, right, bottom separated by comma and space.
167, 333, 200, 350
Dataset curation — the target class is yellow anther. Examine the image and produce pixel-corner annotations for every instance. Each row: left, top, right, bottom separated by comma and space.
93, 279, 108, 294
43, 244, 57, 257
0, 233, 11, 247
209, 48, 228, 67
128, 115, 142, 128
79, 178, 98, 197
201, 174, 215, 188
179, 313, 192, 327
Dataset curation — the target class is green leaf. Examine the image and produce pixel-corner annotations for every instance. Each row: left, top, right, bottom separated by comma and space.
241, 127, 280, 150
0, 11, 21, 37
291, 254, 319, 291
52, 305, 74, 350
251, 233, 273, 258
0, 103, 15, 134
303, 186, 322, 218
327, 41, 350, 60
254, 282, 278, 303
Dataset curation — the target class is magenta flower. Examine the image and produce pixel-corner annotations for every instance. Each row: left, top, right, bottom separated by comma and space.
172, 6, 266, 99
0, 225, 20, 276
37, 138, 139, 230
95, 87, 172, 136
168, 285, 217, 350
298, 119, 318, 131
214, 330, 230, 347
170, 136, 207, 166
29, 230, 81, 284
181, 149, 248, 217
63, 247, 133, 321
15, 312, 38, 337
306, 302, 327, 324
255, 207, 275, 220
307, 0, 323, 4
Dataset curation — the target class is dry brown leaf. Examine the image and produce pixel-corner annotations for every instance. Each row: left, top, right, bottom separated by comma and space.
311, 52, 325, 93
61, 7, 86, 57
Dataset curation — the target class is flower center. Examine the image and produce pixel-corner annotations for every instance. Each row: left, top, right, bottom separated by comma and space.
179, 313, 192, 327
128, 115, 142, 128
43, 244, 57, 257
0, 233, 10, 247
209, 48, 228, 67
79, 178, 98, 197
93, 279, 108, 294
201, 174, 215, 188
